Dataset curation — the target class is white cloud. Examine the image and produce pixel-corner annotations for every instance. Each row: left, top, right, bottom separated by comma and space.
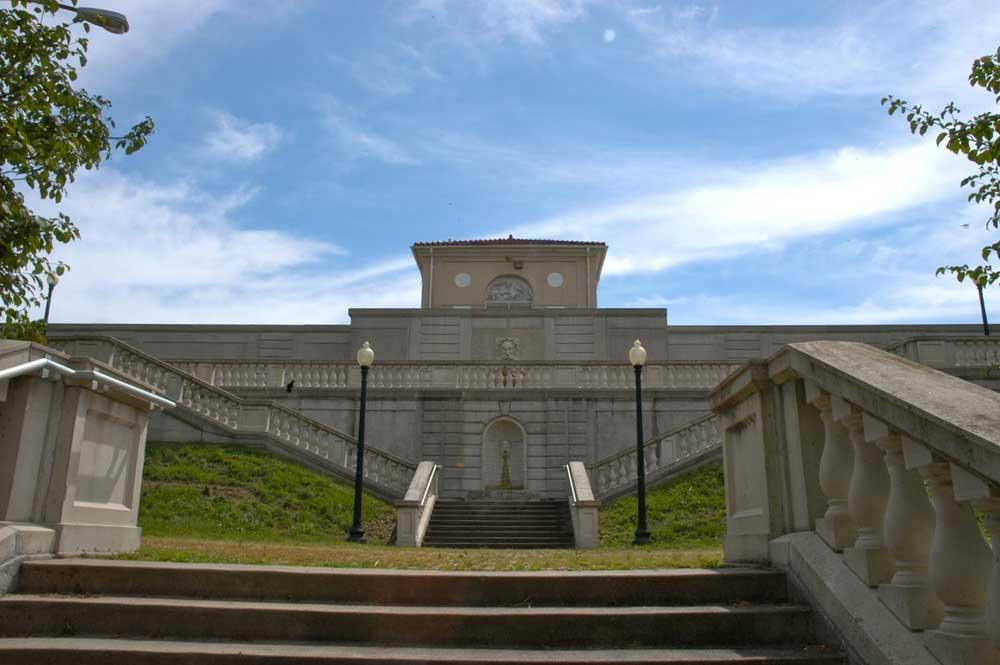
616, 209, 996, 325
69, 0, 236, 88
319, 100, 419, 166
508, 142, 968, 276
603, 28, 616, 43
409, 0, 589, 45
329, 45, 444, 99
39, 169, 417, 324
625, 1, 1000, 108
203, 112, 283, 163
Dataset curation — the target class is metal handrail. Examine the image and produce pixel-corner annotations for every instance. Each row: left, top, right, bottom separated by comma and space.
420, 464, 440, 507
0, 358, 175, 409
565, 464, 578, 505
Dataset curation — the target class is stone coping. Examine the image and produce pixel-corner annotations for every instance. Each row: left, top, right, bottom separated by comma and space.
711, 340, 1000, 485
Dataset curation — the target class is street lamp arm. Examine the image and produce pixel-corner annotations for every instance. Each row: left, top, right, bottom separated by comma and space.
12, 1, 130, 34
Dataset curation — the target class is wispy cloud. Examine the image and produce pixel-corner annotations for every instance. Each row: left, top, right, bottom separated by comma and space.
625, 1, 1000, 107
319, 99, 419, 166
329, 44, 443, 98
40, 170, 417, 324
614, 209, 995, 325
408, 0, 590, 45
508, 142, 968, 276
203, 111, 283, 163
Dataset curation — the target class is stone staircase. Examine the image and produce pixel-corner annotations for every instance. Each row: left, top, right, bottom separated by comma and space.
0, 559, 843, 664
422, 500, 575, 549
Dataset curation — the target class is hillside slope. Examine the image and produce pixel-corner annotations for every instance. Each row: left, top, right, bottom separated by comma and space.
599, 461, 725, 548
138, 442, 396, 544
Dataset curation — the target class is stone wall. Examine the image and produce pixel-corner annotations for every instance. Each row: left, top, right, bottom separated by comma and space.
146, 387, 713, 499
51, 316, 983, 364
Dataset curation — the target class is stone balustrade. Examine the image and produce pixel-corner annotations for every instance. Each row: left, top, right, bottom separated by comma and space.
888, 336, 1000, 370
50, 336, 415, 500
165, 358, 742, 392
711, 341, 1000, 665
588, 413, 721, 501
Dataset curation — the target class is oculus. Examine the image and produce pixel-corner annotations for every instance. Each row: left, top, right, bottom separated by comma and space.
454, 272, 471, 288
547, 272, 564, 288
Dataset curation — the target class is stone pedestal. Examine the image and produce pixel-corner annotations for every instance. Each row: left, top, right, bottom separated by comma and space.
879, 583, 943, 631
0, 341, 161, 557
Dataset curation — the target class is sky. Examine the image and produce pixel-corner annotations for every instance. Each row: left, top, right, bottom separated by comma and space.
30, 0, 1000, 325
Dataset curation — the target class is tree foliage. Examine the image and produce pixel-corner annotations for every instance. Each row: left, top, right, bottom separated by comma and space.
1, 0, 153, 339
883, 46, 1000, 291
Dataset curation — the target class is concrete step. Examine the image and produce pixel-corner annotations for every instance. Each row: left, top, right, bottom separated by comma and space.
423, 528, 572, 536
0, 638, 847, 665
431, 506, 568, 512
417, 543, 573, 549
420, 539, 575, 548
17, 560, 789, 606
425, 501, 571, 548
0, 595, 816, 647
421, 536, 574, 545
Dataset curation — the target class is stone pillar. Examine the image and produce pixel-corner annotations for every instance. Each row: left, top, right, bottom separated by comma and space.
841, 412, 893, 586
877, 433, 942, 629
805, 384, 856, 551
922, 461, 994, 665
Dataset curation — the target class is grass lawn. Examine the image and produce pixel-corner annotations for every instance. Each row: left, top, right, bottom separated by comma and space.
119, 442, 724, 570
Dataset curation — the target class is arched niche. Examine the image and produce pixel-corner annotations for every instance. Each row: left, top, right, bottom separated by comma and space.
481, 416, 527, 491
485, 275, 533, 307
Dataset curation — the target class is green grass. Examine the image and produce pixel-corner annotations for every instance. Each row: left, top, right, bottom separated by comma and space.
598, 461, 726, 548
138, 442, 396, 544
123, 442, 725, 570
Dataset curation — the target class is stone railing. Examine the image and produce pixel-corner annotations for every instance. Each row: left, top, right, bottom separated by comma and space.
588, 413, 721, 501
167, 359, 742, 392
887, 336, 1000, 370
711, 341, 1000, 665
49, 336, 415, 499
395, 461, 440, 547
565, 462, 599, 548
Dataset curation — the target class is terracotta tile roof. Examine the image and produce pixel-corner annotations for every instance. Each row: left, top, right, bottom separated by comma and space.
412, 236, 606, 247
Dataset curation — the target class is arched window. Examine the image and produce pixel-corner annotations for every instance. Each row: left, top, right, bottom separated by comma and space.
485, 275, 533, 307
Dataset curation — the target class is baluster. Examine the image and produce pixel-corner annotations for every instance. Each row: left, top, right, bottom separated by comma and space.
983, 500, 1000, 648
950, 464, 1000, 649
805, 385, 856, 551
841, 412, 894, 586
646, 444, 658, 473
921, 460, 994, 665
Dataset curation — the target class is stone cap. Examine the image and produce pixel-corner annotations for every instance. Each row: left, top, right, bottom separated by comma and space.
412, 237, 606, 247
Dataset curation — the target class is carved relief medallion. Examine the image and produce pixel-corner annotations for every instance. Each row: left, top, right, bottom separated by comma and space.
496, 337, 521, 361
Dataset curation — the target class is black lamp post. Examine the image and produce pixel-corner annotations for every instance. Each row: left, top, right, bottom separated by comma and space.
42, 272, 59, 326
630, 340, 651, 545
348, 341, 374, 543
976, 281, 990, 336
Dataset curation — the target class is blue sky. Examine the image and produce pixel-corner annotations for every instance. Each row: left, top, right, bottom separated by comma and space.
37, 0, 1000, 324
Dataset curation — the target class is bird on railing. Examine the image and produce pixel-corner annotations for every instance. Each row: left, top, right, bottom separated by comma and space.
286, 380, 295, 393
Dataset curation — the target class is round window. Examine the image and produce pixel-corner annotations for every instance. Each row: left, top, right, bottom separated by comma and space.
547, 272, 564, 288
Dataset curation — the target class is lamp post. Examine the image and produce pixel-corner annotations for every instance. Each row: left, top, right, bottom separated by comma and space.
976, 280, 990, 336
42, 272, 59, 326
629, 340, 651, 545
348, 341, 374, 542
